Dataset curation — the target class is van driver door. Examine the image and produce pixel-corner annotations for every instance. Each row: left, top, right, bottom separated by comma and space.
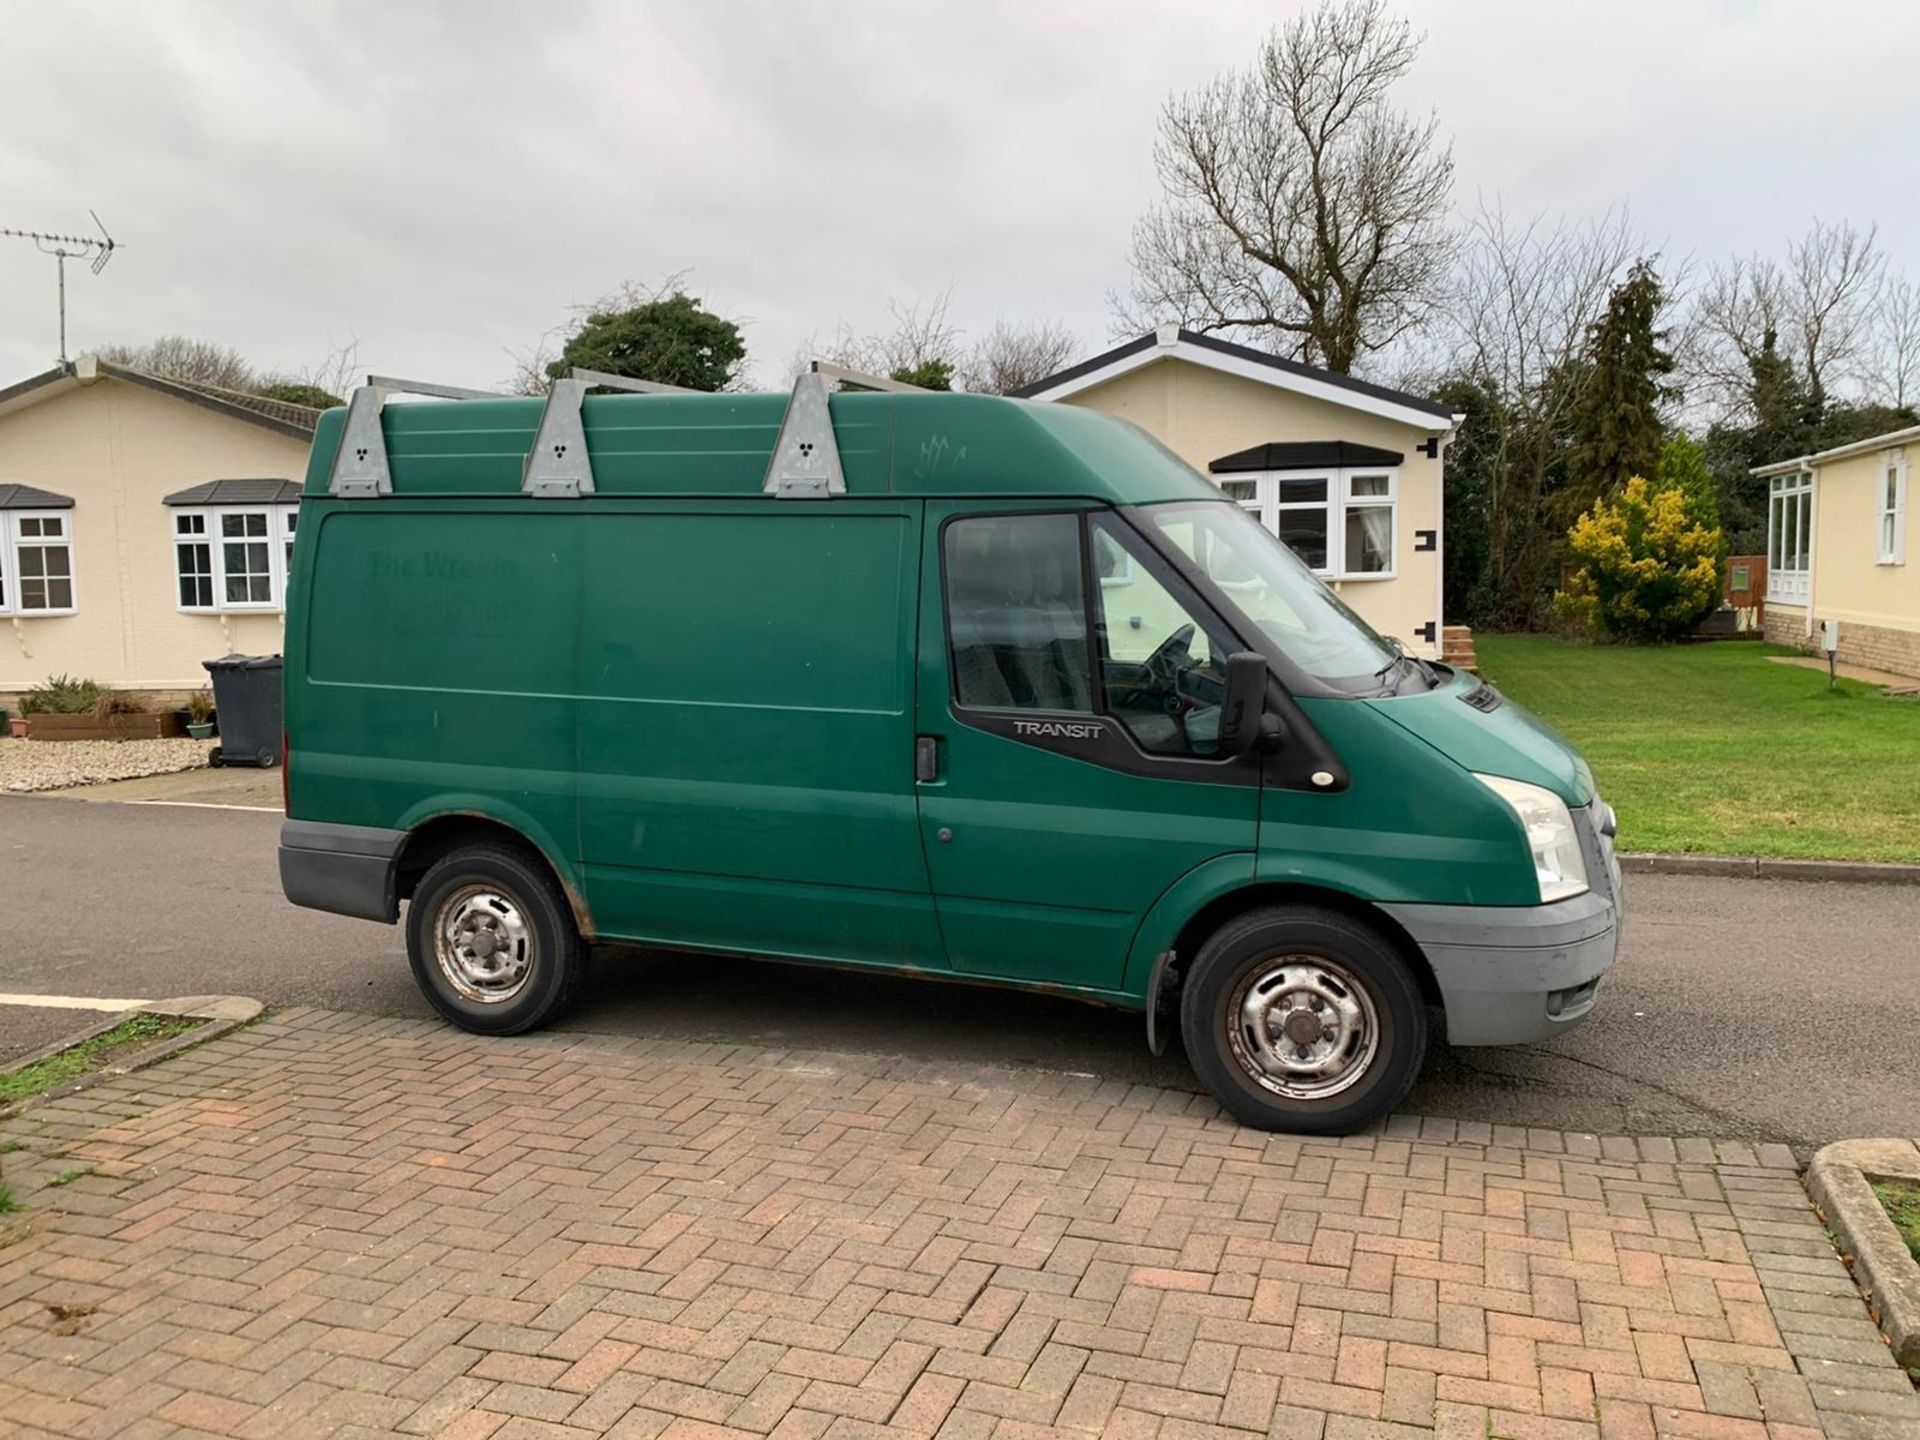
913, 502, 1263, 995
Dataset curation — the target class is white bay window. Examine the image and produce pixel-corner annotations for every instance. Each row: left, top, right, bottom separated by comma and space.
172, 503, 300, 613
1215, 467, 1398, 579
1767, 471, 1812, 602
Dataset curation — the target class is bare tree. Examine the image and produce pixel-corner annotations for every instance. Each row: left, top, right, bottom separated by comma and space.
292, 336, 362, 399
960, 319, 1080, 394
1790, 220, 1882, 403
878, 291, 960, 378
789, 320, 885, 385
792, 290, 963, 385
1442, 206, 1641, 624
1690, 220, 1883, 417
1871, 274, 1920, 409
90, 335, 257, 391
1121, 0, 1454, 373
258, 336, 363, 404
503, 339, 559, 397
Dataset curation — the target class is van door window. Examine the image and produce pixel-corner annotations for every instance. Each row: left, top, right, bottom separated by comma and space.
1089, 515, 1233, 757
944, 513, 1092, 712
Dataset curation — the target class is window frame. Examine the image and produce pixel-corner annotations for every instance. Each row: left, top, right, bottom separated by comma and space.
1766, 471, 1813, 602
1212, 465, 1400, 580
174, 511, 216, 610
0, 509, 78, 617
1090, 523, 1135, 587
942, 508, 1102, 716
1086, 510, 1243, 758
1339, 469, 1398, 577
937, 505, 1262, 772
1878, 449, 1908, 566
172, 502, 299, 614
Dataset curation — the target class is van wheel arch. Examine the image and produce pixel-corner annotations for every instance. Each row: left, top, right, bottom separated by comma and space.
393, 814, 594, 938
1160, 883, 1441, 1028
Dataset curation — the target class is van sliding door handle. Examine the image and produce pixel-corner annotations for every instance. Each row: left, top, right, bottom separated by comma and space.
914, 735, 940, 783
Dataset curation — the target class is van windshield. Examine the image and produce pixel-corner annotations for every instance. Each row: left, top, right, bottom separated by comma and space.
1142, 501, 1401, 694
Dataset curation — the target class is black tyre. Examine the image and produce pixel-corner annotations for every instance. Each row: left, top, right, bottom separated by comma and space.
405, 843, 587, 1035
257, 747, 278, 768
1179, 905, 1426, 1135
208, 746, 225, 768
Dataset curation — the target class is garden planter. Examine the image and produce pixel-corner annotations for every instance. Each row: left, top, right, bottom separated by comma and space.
6, 717, 26, 739
186, 721, 215, 740
22, 712, 187, 742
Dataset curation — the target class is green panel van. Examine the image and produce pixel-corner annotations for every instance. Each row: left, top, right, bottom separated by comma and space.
279, 375, 1621, 1134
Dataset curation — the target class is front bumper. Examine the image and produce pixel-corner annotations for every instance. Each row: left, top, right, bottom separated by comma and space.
1382, 798, 1623, 1046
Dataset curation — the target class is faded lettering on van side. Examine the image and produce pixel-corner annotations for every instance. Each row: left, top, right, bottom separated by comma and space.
363, 547, 521, 638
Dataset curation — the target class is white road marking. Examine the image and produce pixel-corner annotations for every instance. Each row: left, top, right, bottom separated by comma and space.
127, 800, 282, 813
0, 992, 150, 1012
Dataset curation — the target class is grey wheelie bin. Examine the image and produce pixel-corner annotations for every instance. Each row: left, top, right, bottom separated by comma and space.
203, 653, 284, 768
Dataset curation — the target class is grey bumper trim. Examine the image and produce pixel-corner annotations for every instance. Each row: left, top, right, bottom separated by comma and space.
1381, 892, 1620, 1047
1380, 889, 1613, 951
279, 820, 405, 924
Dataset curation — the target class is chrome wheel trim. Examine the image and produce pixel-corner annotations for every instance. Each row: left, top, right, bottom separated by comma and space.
434, 884, 536, 1004
1226, 954, 1380, 1101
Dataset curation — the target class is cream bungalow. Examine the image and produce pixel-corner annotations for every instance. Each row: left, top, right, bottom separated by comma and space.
0, 357, 319, 702
1755, 424, 1920, 678
1016, 325, 1463, 658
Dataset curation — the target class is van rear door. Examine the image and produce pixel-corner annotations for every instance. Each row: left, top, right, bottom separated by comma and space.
914, 502, 1262, 995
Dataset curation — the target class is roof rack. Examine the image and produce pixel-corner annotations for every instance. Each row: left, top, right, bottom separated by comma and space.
328, 361, 927, 501
568, 368, 698, 396
808, 362, 925, 395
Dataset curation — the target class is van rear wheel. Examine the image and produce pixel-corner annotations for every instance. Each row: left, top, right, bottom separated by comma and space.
1180, 905, 1425, 1135
405, 843, 586, 1035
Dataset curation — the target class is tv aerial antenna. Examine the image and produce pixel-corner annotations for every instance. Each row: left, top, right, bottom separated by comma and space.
0, 211, 121, 365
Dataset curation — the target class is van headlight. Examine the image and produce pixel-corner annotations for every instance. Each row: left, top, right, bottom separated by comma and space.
1474, 773, 1590, 902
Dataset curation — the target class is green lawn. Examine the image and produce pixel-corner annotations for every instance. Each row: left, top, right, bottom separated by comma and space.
1474, 635, 1920, 862
1873, 1179, 1920, 1264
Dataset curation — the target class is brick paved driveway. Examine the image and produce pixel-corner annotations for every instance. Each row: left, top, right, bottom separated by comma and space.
0, 1009, 1903, 1439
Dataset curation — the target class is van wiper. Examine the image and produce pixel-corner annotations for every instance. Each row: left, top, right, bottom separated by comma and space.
1373, 637, 1409, 688
1373, 636, 1444, 693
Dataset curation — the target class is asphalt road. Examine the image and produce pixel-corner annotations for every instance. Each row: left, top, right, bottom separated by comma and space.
3, 794, 1917, 1151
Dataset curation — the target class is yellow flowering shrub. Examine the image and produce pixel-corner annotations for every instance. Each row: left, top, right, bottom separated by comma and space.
1555, 476, 1723, 641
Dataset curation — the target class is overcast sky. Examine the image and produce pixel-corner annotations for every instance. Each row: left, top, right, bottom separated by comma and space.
3, 0, 1916, 394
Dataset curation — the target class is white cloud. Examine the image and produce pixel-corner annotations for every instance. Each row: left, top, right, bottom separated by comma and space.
2, 0, 1915, 393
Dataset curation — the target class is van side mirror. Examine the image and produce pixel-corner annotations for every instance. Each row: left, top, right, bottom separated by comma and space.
1217, 651, 1272, 756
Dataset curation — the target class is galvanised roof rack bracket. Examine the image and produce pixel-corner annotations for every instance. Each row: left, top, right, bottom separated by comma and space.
764, 369, 846, 498
524, 369, 701, 498
329, 375, 501, 498
523, 378, 593, 498
762, 361, 927, 499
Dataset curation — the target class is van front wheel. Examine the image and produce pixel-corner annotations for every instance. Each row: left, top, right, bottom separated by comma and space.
405, 844, 586, 1035
1180, 906, 1426, 1135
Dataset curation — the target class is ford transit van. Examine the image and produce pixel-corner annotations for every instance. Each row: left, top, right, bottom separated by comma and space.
279, 371, 1621, 1134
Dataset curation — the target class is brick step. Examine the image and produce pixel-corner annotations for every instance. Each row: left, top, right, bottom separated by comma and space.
1442, 624, 1479, 672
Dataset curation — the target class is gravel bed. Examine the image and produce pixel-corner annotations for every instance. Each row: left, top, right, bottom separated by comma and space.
0, 737, 214, 793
